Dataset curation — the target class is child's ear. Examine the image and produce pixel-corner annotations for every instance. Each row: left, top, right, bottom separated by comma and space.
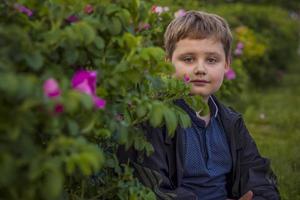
225, 58, 231, 72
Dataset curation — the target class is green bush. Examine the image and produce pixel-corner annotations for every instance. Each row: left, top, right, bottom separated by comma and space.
206, 4, 300, 86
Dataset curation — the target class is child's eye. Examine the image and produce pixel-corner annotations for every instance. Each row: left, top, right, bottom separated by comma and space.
182, 56, 194, 63
206, 57, 217, 64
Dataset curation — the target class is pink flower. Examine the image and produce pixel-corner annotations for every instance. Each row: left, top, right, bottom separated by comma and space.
71, 70, 106, 109
14, 3, 33, 17
234, 48, 243, 56
93, 96, 106, 109
137, 22, 151, 32
237, 42, 244, 50
183, 74, 190, 83
43, 78, 61, 99
72, 70, 97, 95
225, 68, 236, 80
54, 103, 64, 114
151, 5, 168, 15
151, 5, 157, 13
174, 9, 186, 18
84, 4, 94, 14
66, 15, 79, 24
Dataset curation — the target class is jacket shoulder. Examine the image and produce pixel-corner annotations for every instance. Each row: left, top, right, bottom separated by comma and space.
211, 96, 242, 121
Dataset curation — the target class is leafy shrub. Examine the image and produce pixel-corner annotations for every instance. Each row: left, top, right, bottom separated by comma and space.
206, 4, 300, 86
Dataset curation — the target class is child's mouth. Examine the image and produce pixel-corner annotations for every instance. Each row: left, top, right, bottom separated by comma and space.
191, 80, 210, 86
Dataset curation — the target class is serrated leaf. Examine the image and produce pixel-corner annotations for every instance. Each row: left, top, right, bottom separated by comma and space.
136, 104, 147, 118
96, 129, 111, 138
42, 166, 63, 199
81, 118, 96, 134
72, 22, 96, 45
105, 4, 120, 15
95, 36, 105, 49
163, 106, 177, 136
123, 33, 138, 49
177, 108, 191, 128
108, 17, 122, 35
149, 102, 163, 127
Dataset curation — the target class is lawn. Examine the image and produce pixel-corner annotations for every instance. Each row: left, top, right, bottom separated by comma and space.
235, 69, 300, 200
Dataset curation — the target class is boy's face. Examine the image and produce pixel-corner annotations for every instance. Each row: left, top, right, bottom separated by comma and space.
171, 38, 229, 101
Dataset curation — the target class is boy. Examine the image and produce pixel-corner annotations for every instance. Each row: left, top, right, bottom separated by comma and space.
118, 11, 279, 200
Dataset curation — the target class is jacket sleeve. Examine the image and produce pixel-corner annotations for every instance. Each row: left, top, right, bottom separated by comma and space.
117, 125, 198, 200
237, 118, 280, 200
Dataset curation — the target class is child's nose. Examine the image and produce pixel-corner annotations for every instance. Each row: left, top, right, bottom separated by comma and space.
193, 61, 207, 75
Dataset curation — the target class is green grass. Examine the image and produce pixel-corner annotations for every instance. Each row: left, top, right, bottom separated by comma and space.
236, 72, 300, 200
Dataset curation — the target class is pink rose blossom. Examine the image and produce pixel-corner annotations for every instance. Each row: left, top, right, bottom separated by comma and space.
234, 48, 243, 56
72, 70, 97, 95
174, 9, 186, 18
237, 42, 244, 50
14, 3, 33, 17
93, 96, 106, 109
137, 22, 151, 32
151, 5, 168, 15
151, 5, 157, 13
43, 78, 61, 99
54, 103, 64, 114
84, 4, 94, 14
183, 74, 190, 83
71, 70, 106, 109
225, 68, 236, 80
66, 15, 79, 24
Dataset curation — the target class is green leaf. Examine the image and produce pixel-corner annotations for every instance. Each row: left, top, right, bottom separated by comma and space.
123, 69, 141, 84
42, 165, 63, 200
123, 32, 139, 49
136, 104, 147, 118
68, 119, 79, 136
66, 156, 76, 175
95, 36, 105, 49
25, 51, 43, 71
105, 4, 120, 15
70, 21, 96, 45
80, 93, 94, 110
184, 95, 209, 115
65, 48, 79, 64
96, 129, 111, 138
0, 154, 16, 186
116, 9, 131, 25
163, 106, 177, 136
0, 73, 18, 96
108, 17, 122, 35
149, 102, 163, 127
81, 118, 96, 134
63, 90, 81, 113
176, 108, 191, 128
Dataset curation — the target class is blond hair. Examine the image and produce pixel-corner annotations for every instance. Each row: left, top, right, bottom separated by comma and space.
164, 10, 232, 60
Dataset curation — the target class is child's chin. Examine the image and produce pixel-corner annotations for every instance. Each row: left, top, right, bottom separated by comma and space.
190, 89, 208, 96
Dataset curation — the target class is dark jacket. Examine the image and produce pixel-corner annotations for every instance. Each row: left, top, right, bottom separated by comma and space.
118, 96, 280, 200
